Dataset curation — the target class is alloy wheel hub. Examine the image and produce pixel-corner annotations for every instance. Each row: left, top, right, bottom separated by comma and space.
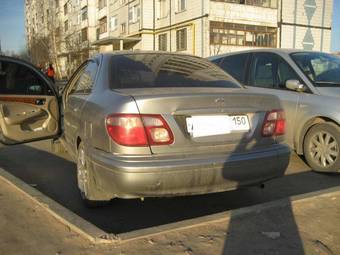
309, 131, 339, 168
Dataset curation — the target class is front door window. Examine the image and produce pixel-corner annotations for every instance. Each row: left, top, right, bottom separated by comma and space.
250, 53, 301, 90
0, 61, 53, 95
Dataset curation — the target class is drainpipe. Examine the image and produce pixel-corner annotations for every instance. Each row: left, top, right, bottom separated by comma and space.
153, 0, 155, 50
141, 0, 143, 30
169, 0, 172, 52
279, 0, 282, 48
201, 0, 204, 57
192, 23, 196, 55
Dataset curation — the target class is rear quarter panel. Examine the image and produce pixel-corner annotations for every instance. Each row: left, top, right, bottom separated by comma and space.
79, 55, 152, 156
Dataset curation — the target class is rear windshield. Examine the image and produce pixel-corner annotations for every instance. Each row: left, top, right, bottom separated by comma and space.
110, 53, 241, 89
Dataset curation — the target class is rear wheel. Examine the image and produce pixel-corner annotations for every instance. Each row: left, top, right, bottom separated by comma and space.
304, 123, 340, 172
77, 142, 108, 207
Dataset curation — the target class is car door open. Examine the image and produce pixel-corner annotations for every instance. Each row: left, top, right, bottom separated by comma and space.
0, 58, 60, 145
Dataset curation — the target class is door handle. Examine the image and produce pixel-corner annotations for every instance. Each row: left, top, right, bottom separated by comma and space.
35, 98, 46, 105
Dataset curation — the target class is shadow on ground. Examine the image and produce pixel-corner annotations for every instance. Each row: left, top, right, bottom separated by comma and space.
0, 140, 339, 236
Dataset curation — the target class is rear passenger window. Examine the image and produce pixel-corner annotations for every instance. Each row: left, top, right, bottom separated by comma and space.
250, 53, 276, 89
0, 60, 52, 95
70, 61, 98, 94
220, 54, 249, 84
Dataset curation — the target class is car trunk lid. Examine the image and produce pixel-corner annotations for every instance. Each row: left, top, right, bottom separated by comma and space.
115, 88, 281, 155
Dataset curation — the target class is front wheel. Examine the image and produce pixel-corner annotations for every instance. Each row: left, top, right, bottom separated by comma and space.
304, 123, 340, 172
77, 142, 108, 207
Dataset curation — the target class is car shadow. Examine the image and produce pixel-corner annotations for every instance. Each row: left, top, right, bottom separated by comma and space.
0, 140, 339, 241
220, 129, 301, 254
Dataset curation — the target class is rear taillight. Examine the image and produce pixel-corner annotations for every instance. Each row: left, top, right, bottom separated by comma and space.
262, 110, 286, 137
106, 114, 174, 146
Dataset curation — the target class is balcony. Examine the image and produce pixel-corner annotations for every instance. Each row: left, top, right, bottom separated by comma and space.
81, 19, 88, 29
98, 6, 107, 20
81, 0, 87, 9
211, 0, 277, 9
210, 0, 278, 26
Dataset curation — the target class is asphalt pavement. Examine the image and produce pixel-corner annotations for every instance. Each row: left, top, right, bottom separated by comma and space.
0, 140, 339, 235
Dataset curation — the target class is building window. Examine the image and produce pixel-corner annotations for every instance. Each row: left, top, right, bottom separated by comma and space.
64, 3, 68, 15
176, 28, 187, 51
81, 28, 88, 42
177, 0, 186, 12
159, 34, 167, 51
210, 0, 277, 8
98, 0, 107, 9
121, 22, 126, 34
81, 6, 88, 21
110, 16, 118, 31
99, 16, 107, 34
129, 5, 141, 23
210, 21, 277, 47
64, 20, 68, 32
158, 0, 168, 19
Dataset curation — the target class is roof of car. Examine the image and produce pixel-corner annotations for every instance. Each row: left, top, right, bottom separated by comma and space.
207, 48, 325, 60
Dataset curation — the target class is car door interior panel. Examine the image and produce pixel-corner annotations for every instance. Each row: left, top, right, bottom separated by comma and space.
0, 58, 60, 144
0, 96, 59, 144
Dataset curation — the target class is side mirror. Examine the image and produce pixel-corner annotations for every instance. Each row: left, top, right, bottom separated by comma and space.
285, 80, 305, 92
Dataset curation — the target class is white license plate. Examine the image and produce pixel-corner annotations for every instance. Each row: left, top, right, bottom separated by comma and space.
186, 115, 250, 138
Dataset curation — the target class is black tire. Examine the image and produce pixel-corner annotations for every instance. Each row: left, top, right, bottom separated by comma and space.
304, 122, 340, 172
77, 142, 109, 208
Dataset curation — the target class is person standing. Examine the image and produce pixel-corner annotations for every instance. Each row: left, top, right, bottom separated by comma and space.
46, 63, 55, 83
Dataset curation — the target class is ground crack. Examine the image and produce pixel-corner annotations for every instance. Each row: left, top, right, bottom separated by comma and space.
312, 240, 334, 255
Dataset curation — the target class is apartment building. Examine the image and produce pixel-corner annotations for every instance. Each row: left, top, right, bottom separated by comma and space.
25, 0, 98, 77
25, 0, 333, 78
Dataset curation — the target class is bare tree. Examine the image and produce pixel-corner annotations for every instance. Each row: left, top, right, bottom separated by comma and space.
209, 33, 223, 56
209, 5, 229, 57
26, 0, 94, 79
29, 35, 50, 66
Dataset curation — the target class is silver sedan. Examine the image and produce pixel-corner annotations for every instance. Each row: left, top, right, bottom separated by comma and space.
0, 52, 290, 206
209, 49, 340, 172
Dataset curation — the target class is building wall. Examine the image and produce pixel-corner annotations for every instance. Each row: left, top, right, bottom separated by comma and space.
208, 1, 278, 56
280, 0, 333, 52
25, 0, 334, 77
210, 2, 278, 26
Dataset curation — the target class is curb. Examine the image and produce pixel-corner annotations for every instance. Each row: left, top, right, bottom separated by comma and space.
0, 168, 115, 244
1, 167, 340, 245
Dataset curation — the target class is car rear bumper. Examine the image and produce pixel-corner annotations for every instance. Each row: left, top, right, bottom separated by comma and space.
87, 144, 290, 200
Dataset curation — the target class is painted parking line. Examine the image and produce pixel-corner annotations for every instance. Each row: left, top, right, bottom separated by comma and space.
1, 167, 340, 245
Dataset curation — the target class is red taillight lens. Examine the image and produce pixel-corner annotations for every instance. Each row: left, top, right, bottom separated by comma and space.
106, 114, 174, 146
106, 114, 148, 146
262, 110, 285, 137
